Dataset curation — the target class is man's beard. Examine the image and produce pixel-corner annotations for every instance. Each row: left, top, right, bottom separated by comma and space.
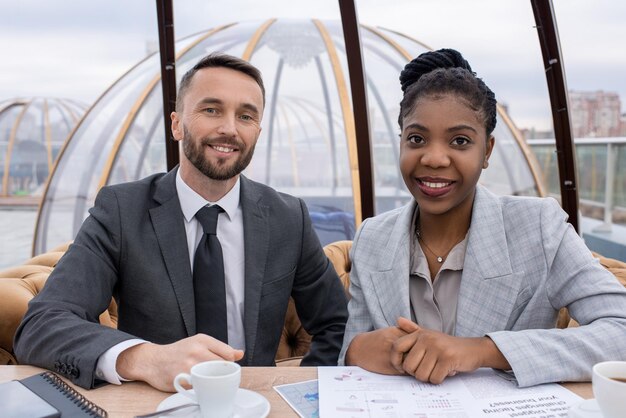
182, 126, 255, 181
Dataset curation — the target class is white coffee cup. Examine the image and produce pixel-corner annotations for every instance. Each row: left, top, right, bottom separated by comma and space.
592, 361, 626, 418
173, 360, 241, 418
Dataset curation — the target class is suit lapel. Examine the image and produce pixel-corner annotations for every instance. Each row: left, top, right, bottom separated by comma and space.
455, 186, 521, 337
239, 176, 270, 364
373, 202, 415, 325
150, 168, 196, 336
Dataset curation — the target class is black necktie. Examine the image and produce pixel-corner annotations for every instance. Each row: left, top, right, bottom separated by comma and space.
193, 205, 228, 343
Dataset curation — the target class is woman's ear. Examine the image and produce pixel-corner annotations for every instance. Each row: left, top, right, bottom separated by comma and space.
483, 135, 495, 169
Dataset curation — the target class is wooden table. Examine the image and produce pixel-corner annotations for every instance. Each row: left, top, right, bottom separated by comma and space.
0, 366, 592, 417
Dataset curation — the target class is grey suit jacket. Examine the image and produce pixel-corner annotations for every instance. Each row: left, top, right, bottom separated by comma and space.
339, 185, 626, 387
14, 169, 348, 389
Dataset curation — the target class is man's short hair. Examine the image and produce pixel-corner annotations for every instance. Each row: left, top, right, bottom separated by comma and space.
176, 53, 266, 112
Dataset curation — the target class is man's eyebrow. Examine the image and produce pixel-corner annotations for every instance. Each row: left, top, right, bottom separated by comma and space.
240, 103, 260, 115
197, 97, 223, 106
196, 98, 259, 115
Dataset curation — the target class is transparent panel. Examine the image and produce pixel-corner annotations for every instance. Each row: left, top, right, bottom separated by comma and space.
109, 85, 165, 185
482, 119, 538, 196
617, 145, 626, 209
360, 26, 428, 213
554, 0, 626, 238
36, 55, 161, 253
0, 104, 24, 195
47, 103, 73, 162
35, 12, 552, 252
0, 98, 86, 198
8, 101, 47, 196
246, 19, 356, 244
528, 142, 560, 197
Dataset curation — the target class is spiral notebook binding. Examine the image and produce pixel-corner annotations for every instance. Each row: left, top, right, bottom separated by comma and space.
40, 371, 108, 417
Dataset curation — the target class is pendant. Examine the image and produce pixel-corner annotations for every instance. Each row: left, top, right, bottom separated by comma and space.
437, 256, 443, 263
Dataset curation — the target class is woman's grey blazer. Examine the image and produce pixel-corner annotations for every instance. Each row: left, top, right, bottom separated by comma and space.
340, 185, 626, 387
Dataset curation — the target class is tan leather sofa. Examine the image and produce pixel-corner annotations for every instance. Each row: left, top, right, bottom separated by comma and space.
3, 241, 625, 366
0, 240, 352, 366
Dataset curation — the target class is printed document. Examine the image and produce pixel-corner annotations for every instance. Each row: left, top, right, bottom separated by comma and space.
318, 367, 582, 417
274, 379, 320, 418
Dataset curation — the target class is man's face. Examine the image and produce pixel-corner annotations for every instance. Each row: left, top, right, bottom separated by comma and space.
172, 66, 264, 181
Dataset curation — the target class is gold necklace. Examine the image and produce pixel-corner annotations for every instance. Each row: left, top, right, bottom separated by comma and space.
415, 228, 456, 263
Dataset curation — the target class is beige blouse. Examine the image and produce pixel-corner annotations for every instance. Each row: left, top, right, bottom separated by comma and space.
409, 210, 468, 335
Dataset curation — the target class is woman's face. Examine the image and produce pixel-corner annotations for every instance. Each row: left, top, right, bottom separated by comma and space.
399, 93, 494, 217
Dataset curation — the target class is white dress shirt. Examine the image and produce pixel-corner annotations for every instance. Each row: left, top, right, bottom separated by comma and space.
95, 170, 246, 384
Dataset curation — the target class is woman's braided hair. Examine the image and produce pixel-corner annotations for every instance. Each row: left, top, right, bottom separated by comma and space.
398, 48, 497, 135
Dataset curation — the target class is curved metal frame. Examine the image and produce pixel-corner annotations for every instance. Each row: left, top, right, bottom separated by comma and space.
42, 99, 53, 170
32, 0, 576, 256
315, 55, 339, 192
1, 100, 31, 196
313, 18, 363, 225
264, 58, 284, 185
241, 18, 276, 61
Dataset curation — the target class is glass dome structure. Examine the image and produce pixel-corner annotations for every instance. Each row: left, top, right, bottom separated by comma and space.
0, 97, 86, 197
34, 19, 543, 254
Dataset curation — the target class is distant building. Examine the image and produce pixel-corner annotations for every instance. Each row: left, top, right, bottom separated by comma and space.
521, 127, 554, 140
569, 90, 622, 138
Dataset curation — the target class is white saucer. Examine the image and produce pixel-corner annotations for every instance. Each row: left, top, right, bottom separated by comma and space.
157, 388, 270, 418
568, 399, 603, 418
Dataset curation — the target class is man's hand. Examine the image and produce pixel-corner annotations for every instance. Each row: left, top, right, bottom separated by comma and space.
392, 317, 509, 384
116, 334, 244, 392
345, 320, 418, 375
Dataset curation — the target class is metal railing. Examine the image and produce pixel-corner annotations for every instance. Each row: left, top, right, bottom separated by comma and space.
528, 137, 626, 231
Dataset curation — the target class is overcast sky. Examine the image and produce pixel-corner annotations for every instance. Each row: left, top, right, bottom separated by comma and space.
1, 0, 624, 131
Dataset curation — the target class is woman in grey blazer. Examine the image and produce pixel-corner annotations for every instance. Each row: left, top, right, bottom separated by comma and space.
340, 48, 626, 387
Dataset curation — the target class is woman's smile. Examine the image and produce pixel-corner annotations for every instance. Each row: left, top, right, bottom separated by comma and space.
416, 177, 456, 198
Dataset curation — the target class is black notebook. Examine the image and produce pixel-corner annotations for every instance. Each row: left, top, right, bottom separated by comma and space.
0, 371, 107, 418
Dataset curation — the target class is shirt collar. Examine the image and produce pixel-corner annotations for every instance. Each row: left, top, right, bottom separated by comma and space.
176, 169, 241, 222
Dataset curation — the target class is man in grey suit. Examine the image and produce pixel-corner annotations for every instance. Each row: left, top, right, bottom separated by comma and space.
14, 53, 348, 391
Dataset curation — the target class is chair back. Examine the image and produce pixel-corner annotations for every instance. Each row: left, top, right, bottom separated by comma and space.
0, 241, 353, 365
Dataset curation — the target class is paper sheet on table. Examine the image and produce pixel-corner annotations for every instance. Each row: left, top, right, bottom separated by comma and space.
274, 379, 319, 418
318, 367, 583, 417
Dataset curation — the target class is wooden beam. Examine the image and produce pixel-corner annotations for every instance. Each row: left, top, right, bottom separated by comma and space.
156, 0, 179, 170
338, 0, 375, 222
531, 0, 579, 232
